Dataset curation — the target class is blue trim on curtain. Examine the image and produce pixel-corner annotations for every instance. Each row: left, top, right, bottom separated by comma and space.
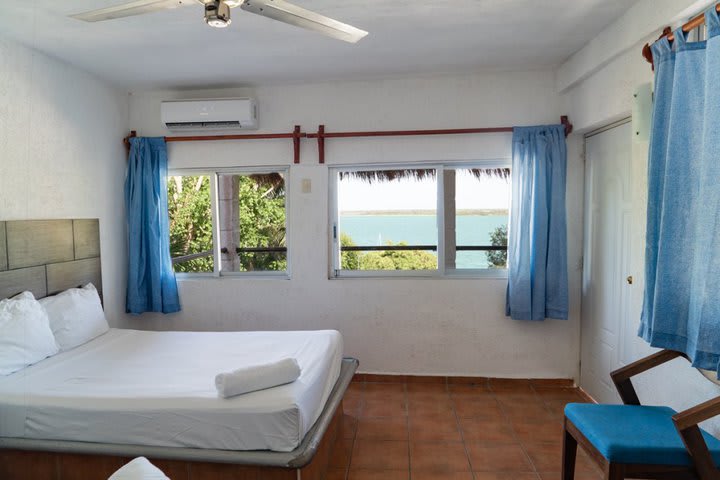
125, 137, 181, 315
505, 125, 568, 321
639, 7, 720, 375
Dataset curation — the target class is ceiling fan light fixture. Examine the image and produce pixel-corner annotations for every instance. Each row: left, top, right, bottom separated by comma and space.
204, 0, 232, 28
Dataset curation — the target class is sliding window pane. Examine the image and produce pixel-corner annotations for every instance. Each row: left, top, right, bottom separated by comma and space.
218, 172, 287, 272
447, 168, 510, 270
167, 174, 214, 273
337, 169, 438, 271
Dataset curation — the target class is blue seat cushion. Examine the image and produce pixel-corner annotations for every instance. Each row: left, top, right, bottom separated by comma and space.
565, 403, 720, 466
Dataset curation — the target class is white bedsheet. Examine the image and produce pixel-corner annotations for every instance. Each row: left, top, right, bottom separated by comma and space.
0, 329, 343, 452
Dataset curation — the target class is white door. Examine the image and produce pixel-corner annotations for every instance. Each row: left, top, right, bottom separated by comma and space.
581, 120, 633, 404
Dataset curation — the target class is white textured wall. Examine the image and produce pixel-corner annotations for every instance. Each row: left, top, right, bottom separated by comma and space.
558, 1, 720, 431
0, 35, 128, 325
125, 71, 584, 378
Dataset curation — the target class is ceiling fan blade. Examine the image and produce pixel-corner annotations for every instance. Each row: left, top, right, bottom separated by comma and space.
240, 0, 368, 43
70, 0, 191, 22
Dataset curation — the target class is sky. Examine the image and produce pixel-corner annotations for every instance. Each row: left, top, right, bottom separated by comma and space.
338, 169, 510, 213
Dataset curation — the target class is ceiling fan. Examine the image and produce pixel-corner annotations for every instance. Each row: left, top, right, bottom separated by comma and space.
70, 0, 368, 43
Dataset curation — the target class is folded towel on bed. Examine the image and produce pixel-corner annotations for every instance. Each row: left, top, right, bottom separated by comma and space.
108, 457, 169, 480
215, 358, 301, 398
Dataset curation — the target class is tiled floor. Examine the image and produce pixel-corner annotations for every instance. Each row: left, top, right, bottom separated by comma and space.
328, 379, 602, 480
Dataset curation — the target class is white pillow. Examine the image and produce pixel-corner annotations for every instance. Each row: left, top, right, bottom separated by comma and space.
108, 457, 170, 480
0, 291, 60, 375
39, 283, 109, 352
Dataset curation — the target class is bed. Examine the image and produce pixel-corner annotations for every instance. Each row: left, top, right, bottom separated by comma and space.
0, 219, 358, 480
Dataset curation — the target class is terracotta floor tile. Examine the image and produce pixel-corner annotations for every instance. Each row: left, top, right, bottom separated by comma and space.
364, 383, 406, 397
537, 472, 602, 480
411, 471, 474, 480
409, 414, 462, 442
347, 383, 365, 395
406, 383, 449, 395
408, 398, 455, 416
410, 442, 470, 472
459, 418, 516, 444
473, 473, 539, 480
466, 443, 534, 472
344, 397, 363, 417
533, 387, 586, 403
522, 441, 562, 471
494, 392, 540, 406
330, 439, 355, 469
327, 468, 348, 480
453, 398, 503, 418
502, 404, 554, 423
488, 379, 534, 393
351, 440, 409, 470
511, 420, 563, 444
362, 399, 407, 418
449, 384, 493, 397
347, 469, 409, 480
342, 414, 359, 439
357, 417, 408, 441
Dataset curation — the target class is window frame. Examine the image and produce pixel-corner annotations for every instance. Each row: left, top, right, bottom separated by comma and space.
168, 166, 291, 280
328, 159, 511, 279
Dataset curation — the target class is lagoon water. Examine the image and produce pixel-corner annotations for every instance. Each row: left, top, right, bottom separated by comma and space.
340, 214, 507, 269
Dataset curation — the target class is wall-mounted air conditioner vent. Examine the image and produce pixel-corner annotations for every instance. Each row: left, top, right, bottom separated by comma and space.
161, 98, 258, 131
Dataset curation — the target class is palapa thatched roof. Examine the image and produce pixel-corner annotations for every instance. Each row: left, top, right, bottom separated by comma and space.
247, 168, 510, 186
339, 168, 510, 183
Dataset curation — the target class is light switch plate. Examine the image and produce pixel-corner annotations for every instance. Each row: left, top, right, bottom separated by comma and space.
301, 178, 312, 194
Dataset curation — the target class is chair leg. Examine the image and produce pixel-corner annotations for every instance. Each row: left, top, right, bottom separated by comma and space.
562, 424, 578, 480
606, 463, 624, 480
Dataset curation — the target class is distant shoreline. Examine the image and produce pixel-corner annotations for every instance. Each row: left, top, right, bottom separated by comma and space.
340, 209, 508, 216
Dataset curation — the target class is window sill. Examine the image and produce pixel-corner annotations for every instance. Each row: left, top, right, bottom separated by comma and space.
331, 269, 508, 280
176, 272, 290, 281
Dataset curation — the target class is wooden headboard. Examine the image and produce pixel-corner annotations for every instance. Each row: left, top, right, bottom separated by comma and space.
0, 219, 102, 301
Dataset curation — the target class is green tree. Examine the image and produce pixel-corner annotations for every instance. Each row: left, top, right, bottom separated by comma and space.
168, 175, 213, 273
167, 174, 286, 273
340, 233, 360, 270
486, 224, 508, 268
236, 175, 286, 271
361, 241, 437, 270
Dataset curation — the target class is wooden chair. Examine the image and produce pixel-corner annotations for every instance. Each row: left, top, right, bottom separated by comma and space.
561, 350, 720, 480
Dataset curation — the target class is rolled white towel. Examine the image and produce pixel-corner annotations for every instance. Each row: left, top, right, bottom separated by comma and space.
215, 358, 302, 398
108, 457, 169, 480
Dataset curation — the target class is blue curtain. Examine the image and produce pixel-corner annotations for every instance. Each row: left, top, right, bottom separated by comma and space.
506, 125, 568, 321
125, 137, 181, 315
640, 8, 720, 374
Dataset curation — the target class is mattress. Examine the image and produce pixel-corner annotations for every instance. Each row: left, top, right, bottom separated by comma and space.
0, 329, 343, 452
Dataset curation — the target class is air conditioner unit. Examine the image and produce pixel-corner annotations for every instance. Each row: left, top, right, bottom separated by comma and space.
161, 98, 258, 131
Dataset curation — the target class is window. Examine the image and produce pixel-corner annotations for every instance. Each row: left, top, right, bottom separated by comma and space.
168, 168, 288, 277
330, 163, 510, 277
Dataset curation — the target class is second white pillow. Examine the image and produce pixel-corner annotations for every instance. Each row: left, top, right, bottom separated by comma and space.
40, 283, 109, 352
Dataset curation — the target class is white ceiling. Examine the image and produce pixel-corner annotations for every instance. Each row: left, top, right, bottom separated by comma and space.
0, 0, 639, 89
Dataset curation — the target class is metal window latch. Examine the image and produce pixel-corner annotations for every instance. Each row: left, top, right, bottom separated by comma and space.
626, 276, 633, 285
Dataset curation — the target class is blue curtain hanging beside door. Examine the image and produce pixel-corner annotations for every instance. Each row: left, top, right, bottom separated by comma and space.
639, 7, 720, 374
125, 137, 181, 315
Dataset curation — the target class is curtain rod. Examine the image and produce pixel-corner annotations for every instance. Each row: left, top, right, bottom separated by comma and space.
307, 117, 573, 164
643, 3, 720, 68
124, 126, 305, 163
123, 117, 574, 166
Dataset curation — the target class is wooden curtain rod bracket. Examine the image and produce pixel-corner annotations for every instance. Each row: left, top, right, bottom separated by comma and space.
643, 3, 720, 69
123, 130, 137, 154
561, 116, 573, 137
317, 125, 326, 164
292, 125, 302, 164
643, 26, 672, 70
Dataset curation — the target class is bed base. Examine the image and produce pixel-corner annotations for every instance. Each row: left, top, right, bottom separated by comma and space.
0, 357, 358, 480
